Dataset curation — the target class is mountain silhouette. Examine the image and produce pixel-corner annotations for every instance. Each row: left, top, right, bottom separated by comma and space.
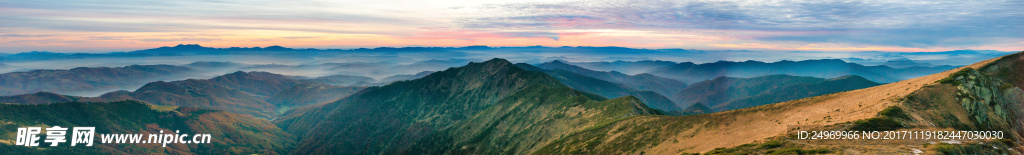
647, 59, 958, 83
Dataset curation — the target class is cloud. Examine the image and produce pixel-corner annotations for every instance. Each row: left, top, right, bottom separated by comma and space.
406, 30, 573, 41
0, 34, 55, 38
0, 0, 1021, 52
456, 0, 1024, 48
281, 37, 319, 39
138, 37, 222, 42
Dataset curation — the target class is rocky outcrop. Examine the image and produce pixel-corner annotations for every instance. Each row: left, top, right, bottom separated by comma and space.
948, 58, 1024, 132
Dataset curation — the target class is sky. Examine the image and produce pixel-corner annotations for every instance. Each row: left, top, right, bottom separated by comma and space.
1, 0, 1023, 53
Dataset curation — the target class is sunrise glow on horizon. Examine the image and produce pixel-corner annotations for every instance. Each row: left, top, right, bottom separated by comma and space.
1, 0, 1022, 53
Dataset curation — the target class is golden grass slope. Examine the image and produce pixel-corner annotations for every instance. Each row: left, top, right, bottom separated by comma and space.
538, 53, 1012, 154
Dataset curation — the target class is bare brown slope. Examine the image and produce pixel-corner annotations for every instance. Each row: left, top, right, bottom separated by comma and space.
538, 52, 1013, 154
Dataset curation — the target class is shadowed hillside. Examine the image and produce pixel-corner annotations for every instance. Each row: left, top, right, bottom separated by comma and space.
538, 60, 687, 97
672, 74, 880, 112
0, 92, 110, 104
517, 63, 682, 113
0, 101, 295, 154
568, 60, 679, 75
298, 75, 375, 86
266, 82, 365, 113
0, 65, 193, 96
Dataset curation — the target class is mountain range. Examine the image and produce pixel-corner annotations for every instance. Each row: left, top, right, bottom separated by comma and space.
537, 60, 687, 97
515, 63, 682, 113
567, 60, 679, 75
672, 74, 881, 112
0, 71, 365, 119
1, 51, 1021, 154
2, 45, 1010, 68
0, 101, 295, 154
530, 60, 882, 115
537, 52, 1024, 154
0, 65, 193, 96
275, 59, 662, 154
97, 71, 303, 119
647, 59, 958, 83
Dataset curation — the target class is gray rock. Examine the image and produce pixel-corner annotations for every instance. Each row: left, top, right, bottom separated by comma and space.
1004, 87, 1024, 105
979, 86, 992, 105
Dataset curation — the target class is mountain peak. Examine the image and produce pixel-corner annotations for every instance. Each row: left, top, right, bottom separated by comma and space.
283, 57, 573, 154
173, 44, 204, 48
831, 75, 867, 80
538, 59, 587, 70
458, 58, 517, 73
477, 58, 513, 66
217, 71, 287, 80
550, 59, 569, 64
801, 59, 848, 64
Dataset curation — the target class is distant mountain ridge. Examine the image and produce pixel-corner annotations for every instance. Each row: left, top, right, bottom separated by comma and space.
0, 69, 368, 118
672, 74, 881, 112
266, 82, 364, 113
95, 71, 301, 118
516, 63, 683, 113
299, 74, 376, 86
0, 92, 109, 104
647, 59, 958, 83
0, 65, 193, 96
568, 60, 678, 75
4, 45, 1008, 73
538, 60, 687, 97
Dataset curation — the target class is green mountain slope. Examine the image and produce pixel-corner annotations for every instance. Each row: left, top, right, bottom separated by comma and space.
0, 101, 295, 154
400, 86, 658, 154
538, 60, 687, 97
517, 63, 682, 113
266, 82, 364, 113
100, 77, 282, 119
281, 58, 563, 154
276, 58, 662, 154
206, 71, 303, 99
95, 71, 361, 119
